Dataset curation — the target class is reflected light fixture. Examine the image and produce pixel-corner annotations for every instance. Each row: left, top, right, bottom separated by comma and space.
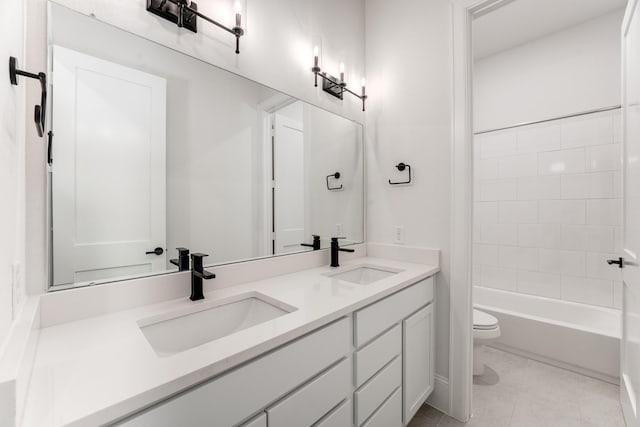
312, 46, 367, 111
147, 0, 245, 54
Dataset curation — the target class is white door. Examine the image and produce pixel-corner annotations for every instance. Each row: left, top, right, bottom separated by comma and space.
51, 46, 167, 286
273, 104, 305, 254
621, 1, 640, 425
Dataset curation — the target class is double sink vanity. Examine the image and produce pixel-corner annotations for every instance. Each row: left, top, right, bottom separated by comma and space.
20, 249, 439, 427
4, 4, 440, 427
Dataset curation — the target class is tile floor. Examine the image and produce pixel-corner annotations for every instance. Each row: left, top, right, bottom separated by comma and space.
409, 347, 625, 427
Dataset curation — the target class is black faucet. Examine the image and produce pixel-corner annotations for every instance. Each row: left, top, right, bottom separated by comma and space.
330, 237, 355, 267
170, 247, 190, 271
301, 235, 321, 250
190, 253, 216, 301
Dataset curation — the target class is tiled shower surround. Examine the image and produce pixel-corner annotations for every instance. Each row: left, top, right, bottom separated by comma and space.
473, 110, 623, 309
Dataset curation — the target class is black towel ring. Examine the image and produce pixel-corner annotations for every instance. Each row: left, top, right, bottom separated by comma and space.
389, 163, 412, 185
326, 172, 343, 190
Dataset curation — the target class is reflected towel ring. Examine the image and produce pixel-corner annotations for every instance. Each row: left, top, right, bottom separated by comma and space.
326, 172, 343, 190
389, 163, 411, 185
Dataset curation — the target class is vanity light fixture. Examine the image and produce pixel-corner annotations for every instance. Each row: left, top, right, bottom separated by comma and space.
312, 47, 367, 111
147, 0, 245, 54
8, 56, 47, 137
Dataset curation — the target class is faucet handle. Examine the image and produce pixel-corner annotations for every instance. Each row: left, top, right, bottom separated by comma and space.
176, 247, 190, 256
331, 237, 347, 242
170, 247, 191, 271
190, 252, 209, 259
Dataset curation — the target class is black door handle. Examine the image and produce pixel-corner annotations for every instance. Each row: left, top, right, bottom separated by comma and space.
146, 247, 164, 256
607, 257, 625, 269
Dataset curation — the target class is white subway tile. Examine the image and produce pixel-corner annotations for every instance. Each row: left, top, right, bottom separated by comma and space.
518, 224, 562, 249
538, 148, 586, 175
473, 244, 499, 266
586, 226, 615, 253
613, 113, 622, 143
475, 158, 499, 180
517, 176, 561, 200
478, 179, 517, 201
614, 227, 623, 252
539, 200, 586, 224
561, 225, 588, 251
613, 281, 623, 309
498, 154, 538, 178
517, 271, 562, 298
586, 144, 622, 172
479, 132, 517, 159
474, 202, 499, 225
561, 276, 614, 307
499, 246, 538, 271
480, 266, 517, 291
586, 252, 623, 281
517, 124, 561, 154
561, 173, 613, 199
479, 224, 518, 246
539, 249, 586, 277
561, 115, 614, 148
586, 199, 622, 226
613, 171, 622, 198
498, 201, 538, 224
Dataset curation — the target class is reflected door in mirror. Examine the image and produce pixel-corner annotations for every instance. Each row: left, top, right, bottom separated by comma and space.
51, 46, 167, 286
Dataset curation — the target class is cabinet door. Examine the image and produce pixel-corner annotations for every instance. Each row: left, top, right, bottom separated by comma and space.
402, 304, 434, 424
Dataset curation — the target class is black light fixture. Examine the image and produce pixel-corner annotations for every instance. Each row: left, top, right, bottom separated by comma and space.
147, 0, 245, 54
312, 46, 367, 111
8, 57, 47, 137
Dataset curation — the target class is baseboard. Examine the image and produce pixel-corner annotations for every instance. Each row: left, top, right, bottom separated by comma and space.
426, 374, 450, 414
489, 343, 620, 385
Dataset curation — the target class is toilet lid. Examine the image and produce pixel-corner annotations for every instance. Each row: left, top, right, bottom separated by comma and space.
474, 309, 498, 330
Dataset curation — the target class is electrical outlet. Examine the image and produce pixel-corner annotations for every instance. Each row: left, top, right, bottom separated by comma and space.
393, 226, 405, 244
336, 223, 343, 237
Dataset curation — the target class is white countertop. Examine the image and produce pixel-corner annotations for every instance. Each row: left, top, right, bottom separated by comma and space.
22, 257, 439, 426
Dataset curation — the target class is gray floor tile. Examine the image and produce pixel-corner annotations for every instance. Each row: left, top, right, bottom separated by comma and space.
408, 347, 624, 427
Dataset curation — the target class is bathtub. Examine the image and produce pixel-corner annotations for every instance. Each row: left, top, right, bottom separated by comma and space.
474, 286, 621, 384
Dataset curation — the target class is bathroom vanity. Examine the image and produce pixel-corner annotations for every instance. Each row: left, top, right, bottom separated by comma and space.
20, 253, 438, 426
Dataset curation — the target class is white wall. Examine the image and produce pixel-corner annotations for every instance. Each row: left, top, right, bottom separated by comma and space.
0, 0, 26, 348
25, 0, 366, 293
473, 110, 623, 309
365, 0, 453, 403
474, 10, 624, 132
306, 104, 364, 245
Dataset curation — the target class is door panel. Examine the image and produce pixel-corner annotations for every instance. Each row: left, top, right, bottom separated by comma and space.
51, 46, 167, 286
273, 103, 306, 254
622, 1, 640, 425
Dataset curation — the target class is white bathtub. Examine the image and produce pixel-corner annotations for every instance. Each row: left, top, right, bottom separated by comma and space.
475, 286, 621, 384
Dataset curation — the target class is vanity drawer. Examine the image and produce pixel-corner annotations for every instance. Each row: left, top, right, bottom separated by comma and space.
120, 318, 349, 427
361, 387, 402, 427
354, 356, 401, 426
267, 358, 350, 427
354, 324, 401, 387
315, 399, 352, 427
354, 277, 433, 347
241, 413, 266, 427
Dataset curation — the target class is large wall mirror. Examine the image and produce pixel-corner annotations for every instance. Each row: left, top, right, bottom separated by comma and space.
47, 2, 364, 289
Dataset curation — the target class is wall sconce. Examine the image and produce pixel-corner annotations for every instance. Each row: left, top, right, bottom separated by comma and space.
312, 47, 367, 111
147, 0, 245, 54
8, 56, 47, 137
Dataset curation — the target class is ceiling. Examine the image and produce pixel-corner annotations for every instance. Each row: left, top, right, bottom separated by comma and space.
473, 0, 627, 59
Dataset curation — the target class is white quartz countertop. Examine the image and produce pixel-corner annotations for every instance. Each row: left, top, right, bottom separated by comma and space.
22, 257, 439, 426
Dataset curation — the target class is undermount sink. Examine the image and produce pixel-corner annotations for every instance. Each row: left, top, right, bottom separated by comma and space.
138, 293, 296, 356
327, 265, 401, 285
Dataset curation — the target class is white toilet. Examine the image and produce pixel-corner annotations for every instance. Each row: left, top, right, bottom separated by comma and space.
473, 309, 501, 376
